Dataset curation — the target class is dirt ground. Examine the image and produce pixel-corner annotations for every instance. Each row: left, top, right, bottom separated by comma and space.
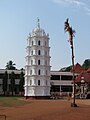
0, 99, 90, 120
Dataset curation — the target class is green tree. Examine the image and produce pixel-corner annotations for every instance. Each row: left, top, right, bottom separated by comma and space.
82, 59, 90, 70
59, 66, 72, 72
3, 71, 8, 95
11, 71, 15, 96
19, 70, 24, 96
6, 60, 16, 70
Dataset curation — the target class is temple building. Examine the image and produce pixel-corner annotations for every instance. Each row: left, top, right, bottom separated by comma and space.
0, 20, 90, 99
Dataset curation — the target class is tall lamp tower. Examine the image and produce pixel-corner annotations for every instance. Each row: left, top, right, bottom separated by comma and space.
24, 19, 51, 99
64, 18, 77, 107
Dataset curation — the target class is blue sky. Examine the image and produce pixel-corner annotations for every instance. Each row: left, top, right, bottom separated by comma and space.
0, 0, 90, 70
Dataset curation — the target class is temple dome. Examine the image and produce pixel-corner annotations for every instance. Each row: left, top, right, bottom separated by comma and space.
31, 27, 46, 37
31, 19, 48, 37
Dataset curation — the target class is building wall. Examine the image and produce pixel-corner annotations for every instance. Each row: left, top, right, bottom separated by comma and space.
0, 69, 24, 95
0, 69, 75, 96
50, 71, 74, 93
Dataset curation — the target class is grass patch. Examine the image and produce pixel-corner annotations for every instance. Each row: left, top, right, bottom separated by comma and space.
0, 97, 30, 107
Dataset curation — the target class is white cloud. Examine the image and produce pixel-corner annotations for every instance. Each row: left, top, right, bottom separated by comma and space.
53, 0, 84, 6
53, 0, 90, 15
84, 7, 90, 15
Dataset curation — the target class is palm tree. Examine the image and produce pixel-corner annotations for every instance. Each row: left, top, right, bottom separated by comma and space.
19, 70, 24, 96
3, 71, 8, 95
64, 18, 75, 46
64, 19, 77, 107
11, 71, 15, 96
6, 60, 16, 70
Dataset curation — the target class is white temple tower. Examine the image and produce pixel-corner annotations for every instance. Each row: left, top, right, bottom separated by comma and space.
24, 19, 51, 99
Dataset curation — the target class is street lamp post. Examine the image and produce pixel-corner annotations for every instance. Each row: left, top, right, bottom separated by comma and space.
64, 18, 77, 107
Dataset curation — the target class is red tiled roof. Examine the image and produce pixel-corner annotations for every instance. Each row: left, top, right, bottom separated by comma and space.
87, 67, 90, 73
71, 63, 85, 73
75, 72, 90, 83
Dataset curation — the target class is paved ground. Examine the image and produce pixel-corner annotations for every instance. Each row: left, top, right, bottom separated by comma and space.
0, 99, 90, 120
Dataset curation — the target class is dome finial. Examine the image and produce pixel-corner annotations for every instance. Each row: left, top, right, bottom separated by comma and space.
37, 17, 40, 28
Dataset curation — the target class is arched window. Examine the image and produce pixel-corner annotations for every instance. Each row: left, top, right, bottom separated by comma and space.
45, 60, 47, 65
45, 41, 46, 46
31, 50, 33, 55
38, 40, 40, 45
45, 51, 47, 55
38, 50, 41, 55
46, 80, 47, 85
38, 69, 41, 75
38, 80, 40, 85
32, 41, 33, 45
30, 80, 32, 85
30, 70, 32, 75
31, 60, 33, 65
46, 70, 47, 75
38, 60, 40, 65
